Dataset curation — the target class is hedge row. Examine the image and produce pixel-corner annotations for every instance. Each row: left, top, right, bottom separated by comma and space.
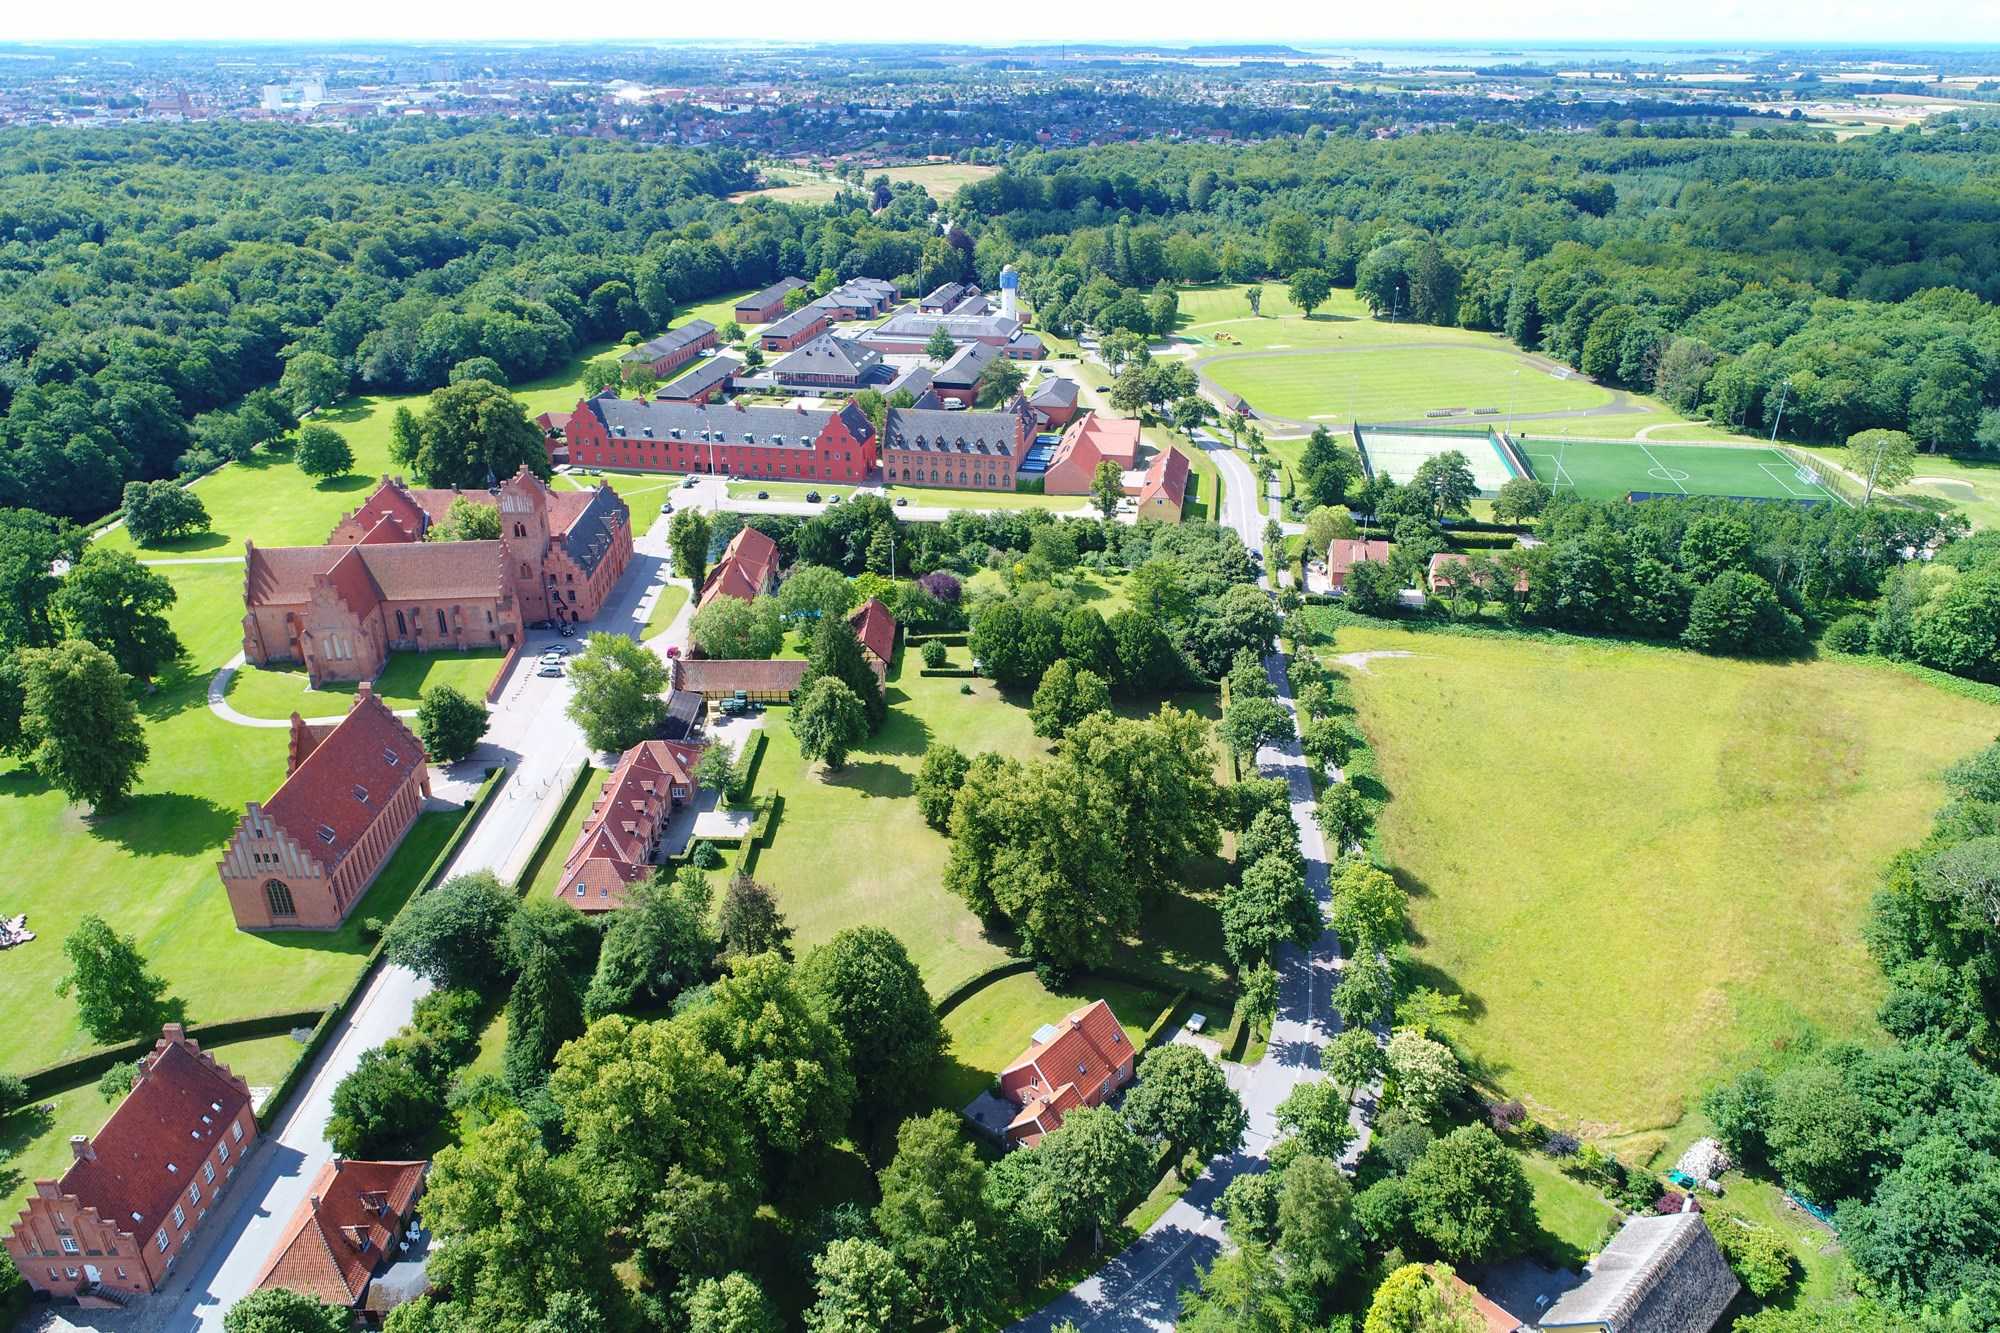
905, 631, 969, 646
919, 668, 979, 678
258, 765, 505, 1121
933, 960, 1037, 1018
510, 763, 596, 895
1140, 990, 1192, 1050
18, 1009, 329, 1103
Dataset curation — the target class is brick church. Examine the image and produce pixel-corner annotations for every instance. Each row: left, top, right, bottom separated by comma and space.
240, 468, 632, 687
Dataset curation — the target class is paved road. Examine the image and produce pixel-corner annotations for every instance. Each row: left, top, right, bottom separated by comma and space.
1010, 441, 1370, 1333
30, 540, 670, 1333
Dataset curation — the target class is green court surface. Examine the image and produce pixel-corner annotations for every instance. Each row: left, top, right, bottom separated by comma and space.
1204, 344, 1611, 424
1519, 437, 1840, 504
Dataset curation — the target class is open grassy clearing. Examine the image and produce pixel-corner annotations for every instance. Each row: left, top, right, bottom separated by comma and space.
729, 162, 999, 205
1207, 344, 1613, 425
1323, 622, 2000, 1136
224, 647, 504, 720
930, 973, 1170, 1110
964, 567, 1135, 619
1518, 1154, 1620, 1263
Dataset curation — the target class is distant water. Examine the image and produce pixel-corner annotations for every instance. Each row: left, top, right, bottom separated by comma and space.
1294, 44, 1768, 67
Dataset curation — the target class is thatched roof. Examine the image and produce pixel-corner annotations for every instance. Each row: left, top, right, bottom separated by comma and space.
1541, 1214, 1739, 1333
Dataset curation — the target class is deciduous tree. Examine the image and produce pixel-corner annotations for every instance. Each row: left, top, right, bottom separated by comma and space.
1403, 1126, 1534, 1264
1091, 459, 1124, 521
669, 508, 712, 586
690, 595, 785, 660
415, 684, 488, 763
16, 640, 149, 808
682, 952, 856, 1160
805, 1239, 918, 1333
1122, 1044, 1248, 1178
799, 927, 944, 1115
223, 1287, 350, 1333
382, 870, 516, 992
50, 548, 182, 682
294, 423, 354, 481
873, 1111, 997, 1324
793, 676, 867, 770
565, 632, 668, 751
56, 914, 171, 1041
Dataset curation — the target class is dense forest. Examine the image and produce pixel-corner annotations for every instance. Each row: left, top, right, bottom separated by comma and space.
5, 118, 2000, 522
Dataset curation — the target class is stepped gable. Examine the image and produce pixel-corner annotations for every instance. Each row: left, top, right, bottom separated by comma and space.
260, 687, 427, 870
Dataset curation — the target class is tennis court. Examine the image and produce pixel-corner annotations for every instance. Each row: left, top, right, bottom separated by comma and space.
1356, 426, 1522, 495
1518, 436, 1842, 505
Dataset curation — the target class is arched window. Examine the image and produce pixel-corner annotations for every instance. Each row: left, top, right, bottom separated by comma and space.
519, 563, 531, 579
514, 522, 527, 538
264, 880, 296, 918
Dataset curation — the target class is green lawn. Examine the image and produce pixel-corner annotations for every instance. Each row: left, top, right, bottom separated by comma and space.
643, 581, 691, 639
751, 655, 1231, 1004
1206, 344, 1613, 426
929, 973, 1173, 1110
726, 481, 854, 502
225, 648, 505, 720
1794, 445, 2000, 532
1324, 622, 2000, 1136
520, 768, 611, 901
1519, 1153, 1620, 1264
876, 484, 1091, 513
559, 469, 685, 506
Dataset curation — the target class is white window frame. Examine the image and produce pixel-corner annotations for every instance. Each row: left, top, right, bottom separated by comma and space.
172, 1204, 185, 1230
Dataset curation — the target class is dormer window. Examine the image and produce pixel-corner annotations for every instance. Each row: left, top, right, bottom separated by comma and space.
317, 826, 336, 845
352, 785, 369, 804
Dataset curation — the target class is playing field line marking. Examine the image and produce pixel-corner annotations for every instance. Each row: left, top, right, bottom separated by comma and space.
1635, 442, 1690, 495
1756, 460, 1827, 501
1525, 452, 1575, 489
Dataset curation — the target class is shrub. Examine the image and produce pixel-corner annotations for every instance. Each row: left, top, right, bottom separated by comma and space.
1487, 1099, 1527, 1132
693, 840, 723, 870
1616, 1169, 1662, 1213
95, 1062, 137, 1102
1542, 1130, 1580, 1158
0, 1072, 28, 1113
1823, 612, 1873, 654
921, 640, 948, 669
1709, 1215, 1800, 1300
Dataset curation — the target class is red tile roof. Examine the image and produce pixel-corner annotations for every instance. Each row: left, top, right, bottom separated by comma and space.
698, 526, 781, 608
1448, 1274, 1525, 1333
1330, 538, 1393, 574
847, 598, 896, 666
999, 1000, 1133, 1142
671, 658, 808, 697
557, 740, 704, 908
61, 1028, 253, 1243
261, 688, 427, 871
1429, 551, 1529, 594
1138, 446, 1190, 514
254, 1159, 426, 1306
334, 479, 430, 545
244, 540, 507, 609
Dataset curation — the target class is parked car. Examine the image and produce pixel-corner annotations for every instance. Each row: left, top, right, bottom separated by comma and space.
1094, 384, 1110, 392
660, 502, 671, 512
895, 497, 908, 507
828, 494, 842, 504
757, 490, 769, 499
683, 475, 699, 488
805, 490, 822, 503
536, 662, 564, 678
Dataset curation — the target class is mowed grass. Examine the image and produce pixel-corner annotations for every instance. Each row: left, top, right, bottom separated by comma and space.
520, 768, 611, 903
225, 648, 504, 720
729, 162, 999, 205
1519, 1154, 1620, 1262
1206, 344, 1612, 425
930, 973, 1171, 1110
642, 581, 691, 639
1328, 623, 2000, 1135
876, 483, 1091, 512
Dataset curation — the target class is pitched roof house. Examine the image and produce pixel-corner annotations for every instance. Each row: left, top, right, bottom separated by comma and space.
735, 277, 808, 324
1540, 1213, 1739, 1333
6, 1026, 258, 1305
1041, 414, 1142, 496
621, 321, 718, 378
556, 740, 705, 910
672, 657, 809, 703
997, 1000, 1135, 1148
698, 525, 782, 609
253, 1159, 427, 1308
1328, 538, 1394, 592
1135, 446, 1190, 523
771, 334, 883, 388
847, 598, 896, 678
217, 685, 431, 931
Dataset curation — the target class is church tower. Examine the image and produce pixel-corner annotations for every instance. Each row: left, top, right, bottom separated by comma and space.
498, 470, 553, 624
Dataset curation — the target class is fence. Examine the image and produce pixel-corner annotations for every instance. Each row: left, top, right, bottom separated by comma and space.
1773, 445, 1863, 509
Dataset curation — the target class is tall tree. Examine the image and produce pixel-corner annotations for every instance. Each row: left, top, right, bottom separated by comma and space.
406, 380, 550, 487
382, 870, 516, 993
1091, 459, 1124, 521
223, 1287, 350, 1333
414, 684, 487, 764
873, 1111, 997, 1324
584, 869, 715, 1018
423, 1111, 625, 1332
294, 423, 355, 481
1276, 1154, 1363, 1303
1122, 1044, 1249, 1179
1038, 1105, 1152, 1252
16, 640, 149, 809
56, 914, 172, 1041
799, 927, 945, 1116
1177, 1242, 1300, 1333
1844, 428, 1918, 506
1287, 268, 1333, 319
925, 326, 957, 364
1403, 1126, 1535, 1265
683, 1273, 781, 1333
682, 952, 856, 1161
504, 943, 585, 1094
1409, 451, 1478, 521
804, 1239, 918, 1333
800, 616, 884, 731
565, 632, 668, 751
716, 874, 793, 962
49, 549, 182, 682
1222, 853, 1320, 967
689, 595, 785, 660
669, 507, 712, 587
792, 677, 868, 771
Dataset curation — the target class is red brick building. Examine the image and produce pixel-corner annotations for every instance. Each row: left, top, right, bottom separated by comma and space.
566, 395, 876, 486
1329, 538, 1394, 592
760, 306, 831, 353
997, 1000, 1135, 1147
242, 470, 631, 686
253, 1159, 427, 1310
6, 1026, 257, 1306
848, 598, 896, 679
699, 525, 782, 609
1041, 414, 1141, 496
734, 278, 808, 325
217, 685, 431, 931
620, 321, 718, 380
557, 739, 706, 910
880, 400, 1036, 491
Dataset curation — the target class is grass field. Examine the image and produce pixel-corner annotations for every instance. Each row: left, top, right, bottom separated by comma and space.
729, 162, 999, 205
1520, 436, 1840, 504
878, 483, 1092, 512
520, 768, 611, 903
225, 648, 504, 720
1206, 344, 1614, 426
726, 481, 853, 502
1519, 1153, 1620, 1262
643, 581, 690, 639
1323, 622, 2000, 1137
930, 974, 1172, 1110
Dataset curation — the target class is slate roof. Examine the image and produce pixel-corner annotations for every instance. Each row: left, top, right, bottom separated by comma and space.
621, 320, 716, 363
261, 689, 426, 870
1541, 1214, 1739, 1333
883, 402, 1030, 456
875, 307, 1024, 342
254, 1159, 426, 1306
1029, 376, 1080, 408
579, 394, 872, 451
848, 598, 896, 666
737, 277, 807, 312
61, 1029, 253, 1244
772, 335, 882, 381
553, 484, 629, 577
933, 340, 998, 388
921, 281, 968, 308
761, 305, 830, 342
656, 356, 740, 400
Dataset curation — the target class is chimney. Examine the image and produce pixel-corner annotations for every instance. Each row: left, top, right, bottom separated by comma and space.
70, 1136, 95, 1163
356, 682, 373, 701
160, 1022, 186, 1044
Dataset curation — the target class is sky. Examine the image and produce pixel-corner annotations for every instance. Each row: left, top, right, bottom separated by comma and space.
1, 0, 1992, 47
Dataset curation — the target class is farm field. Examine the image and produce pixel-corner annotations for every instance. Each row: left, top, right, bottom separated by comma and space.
728, 162, 999, 205
1320, 622, 2000, 1137
224, 647, 504, 720
1205, 343, 1614, 426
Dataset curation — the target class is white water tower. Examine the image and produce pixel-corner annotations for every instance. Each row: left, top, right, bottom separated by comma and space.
999, 264, 1020, 320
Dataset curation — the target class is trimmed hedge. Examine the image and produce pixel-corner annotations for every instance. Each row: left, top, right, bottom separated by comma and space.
905, 631, 969, 646
919, 667, 979, 678
19, 1010, 327, 1103
933, 960, 1037, 1017
1141, 990, 1192, 1049
511, 762, 596, 895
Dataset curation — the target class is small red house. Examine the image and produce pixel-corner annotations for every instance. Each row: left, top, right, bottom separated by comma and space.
760, 306, 831, 353
5, 1026, 257, 1306
998, 1000, 1135, 1147
253, 1159, 427, 1310
556, 739, 705, 910
698, 526, 782, 610
621, 321, 718, 381
847, 598, 896, 680
1329, 539, 1394, 592
734, 278, 807, 325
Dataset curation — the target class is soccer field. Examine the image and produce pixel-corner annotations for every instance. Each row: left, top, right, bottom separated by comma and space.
1205, 344, 1612, 424
1520, 436, 1841, 504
